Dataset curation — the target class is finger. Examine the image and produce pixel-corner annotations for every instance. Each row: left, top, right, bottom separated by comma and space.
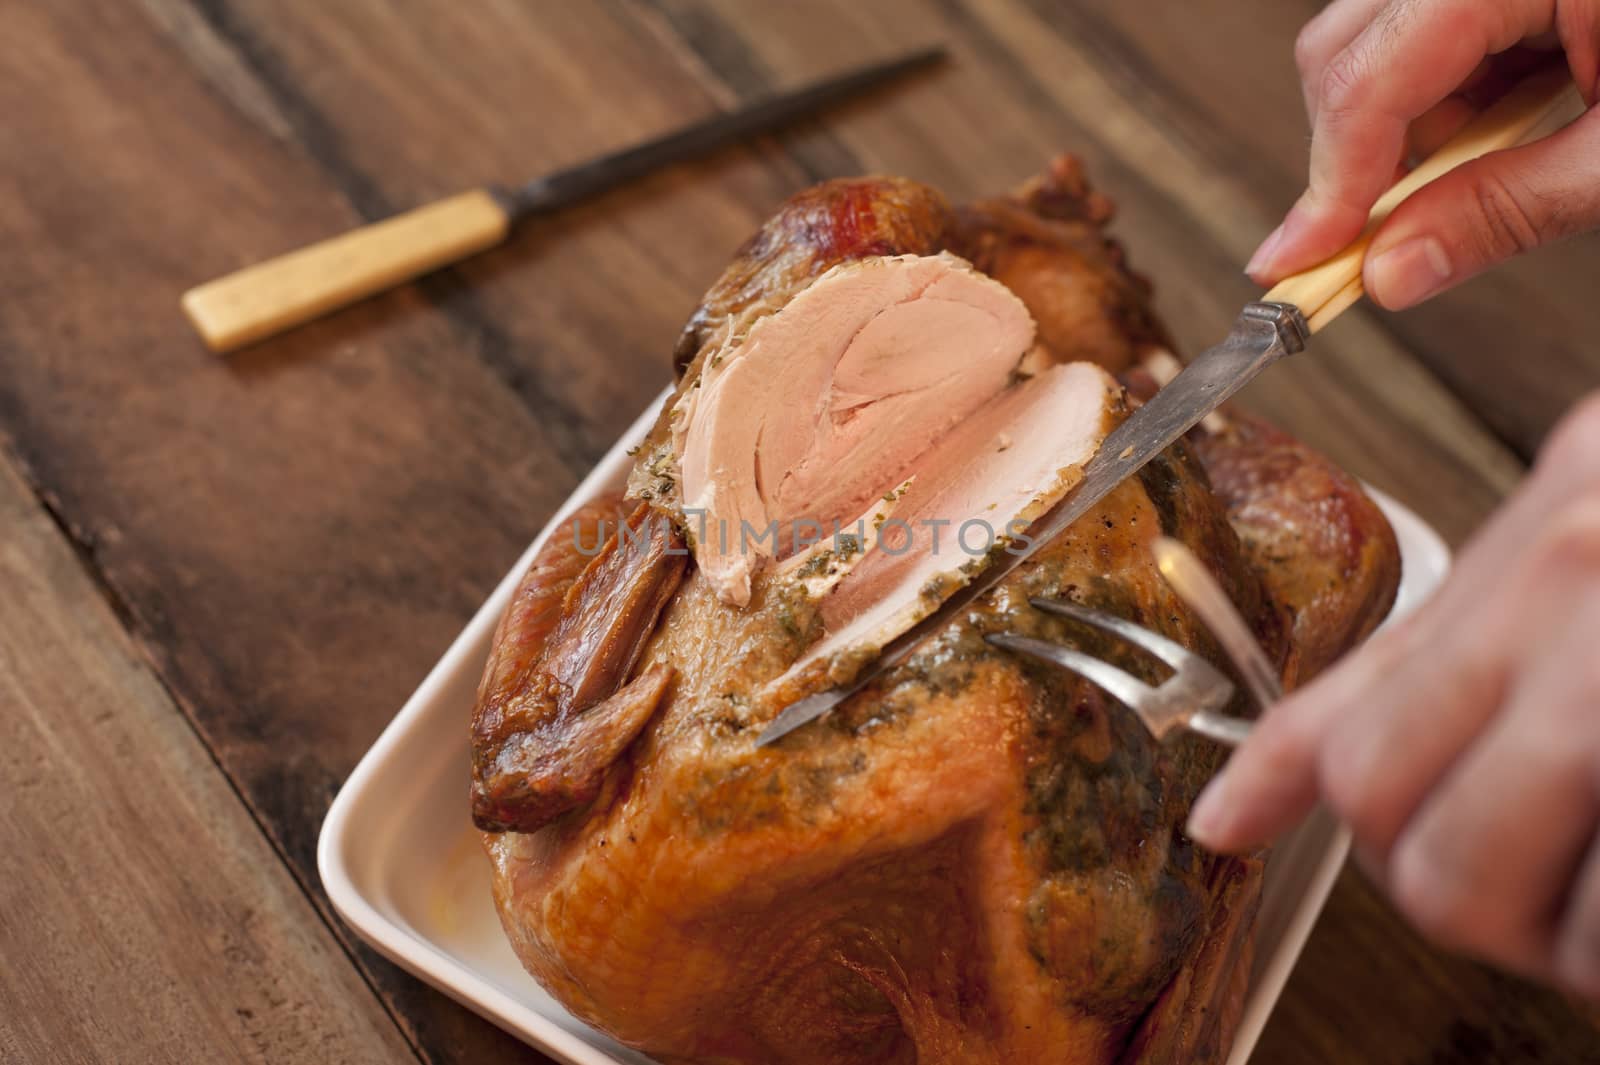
1187, 498, 1510, 854
1294, 0, 1395, 123
1553, 0, 1600, 106
1385, 595, 1600, 976
1249, 0, 1558, 283
1554, 834, 1600, 998
1426, 394, 1600, 618
1302, 0, 1555, 256
1402, 48, 1542, 161
1385, 430, 1589, 658
1185, 688, 1324, 853
1185, 617, 1421, 852
1458, 43, 1572, 104
1405, 94, 1478, 164
1318, 486, 1600, 857
1189, 402, 1600, 855
1312, 612, 1509, 861
1364, 105, 1600, 309
1187, 593, 1505, 856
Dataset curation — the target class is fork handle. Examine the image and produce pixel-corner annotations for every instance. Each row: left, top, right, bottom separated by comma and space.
1263, 67, 1577, 333
1189, 711, 1252, 747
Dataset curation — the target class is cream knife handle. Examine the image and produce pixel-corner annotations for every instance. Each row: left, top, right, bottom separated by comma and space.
1264, 67, 1577, 333
181, 188, 513, 353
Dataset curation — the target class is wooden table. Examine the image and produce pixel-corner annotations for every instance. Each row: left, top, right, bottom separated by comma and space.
3, 1, 1598, 1061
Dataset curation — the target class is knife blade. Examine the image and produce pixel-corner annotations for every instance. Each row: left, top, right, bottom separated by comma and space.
751, 67, 1578, 748
754, 300, 1309, 747
504, 45, 947, 218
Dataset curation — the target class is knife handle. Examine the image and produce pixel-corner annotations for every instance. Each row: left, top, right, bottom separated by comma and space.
181, 188, 512, 353
1264, 66, 1577, 333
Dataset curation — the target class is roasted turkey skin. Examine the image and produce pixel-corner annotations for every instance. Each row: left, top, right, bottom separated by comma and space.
472, 158, 1400, 1065
669, 175, 955, 379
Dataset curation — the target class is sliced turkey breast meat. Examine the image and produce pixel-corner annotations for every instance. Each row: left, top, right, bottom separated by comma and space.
675, 252, 1033, 606
673, 250, 1118, 690
769, 360, 1118, 696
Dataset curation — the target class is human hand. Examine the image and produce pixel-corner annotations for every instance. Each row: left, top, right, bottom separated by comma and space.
1247, 0, 1600, 308
1186, 395, 1600, 997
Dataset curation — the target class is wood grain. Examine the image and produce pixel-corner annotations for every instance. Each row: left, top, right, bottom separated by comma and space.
0, 0, 1596, 1062
0, 457, 415, 1064
0, 2, 563, 1059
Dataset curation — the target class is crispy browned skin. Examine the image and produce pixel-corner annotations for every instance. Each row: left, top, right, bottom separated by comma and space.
671, 175, 954, 378
1120, 856, 1262, 1064
490, 445, 1272, 1064
476, 160, 1401, 1064
948, 155, 1172, 374
470, 501, 687, 833
1117, 359, 1400, 690
1191, 414, 1400, 688
475, 495, 627, 704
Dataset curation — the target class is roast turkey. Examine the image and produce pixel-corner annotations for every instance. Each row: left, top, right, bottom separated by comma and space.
470, 156, 1401, 1064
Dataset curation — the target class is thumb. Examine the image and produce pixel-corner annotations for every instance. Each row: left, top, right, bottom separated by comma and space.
1364, 107, 1600, 310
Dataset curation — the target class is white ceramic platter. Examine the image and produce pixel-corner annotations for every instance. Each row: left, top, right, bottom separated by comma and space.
319, 388, 1452, 1065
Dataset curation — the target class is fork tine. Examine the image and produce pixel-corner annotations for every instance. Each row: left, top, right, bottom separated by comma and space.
1027, 597, 1206, 675
984, 633, 1158, 710
1152, 536, 1284, 708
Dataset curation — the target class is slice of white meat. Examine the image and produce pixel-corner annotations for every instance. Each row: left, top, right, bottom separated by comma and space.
675, 253, 1034, 607
763, 361, 1119, 699
771, 477, 913, 601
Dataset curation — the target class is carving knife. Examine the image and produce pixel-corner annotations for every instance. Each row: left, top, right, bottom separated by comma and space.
757, 67, 1576, 747
181, 46, 945, 353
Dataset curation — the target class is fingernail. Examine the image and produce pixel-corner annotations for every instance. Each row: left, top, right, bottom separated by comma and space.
1186, 776, 1229, 844
1366, 237, 1452, 309
1245, 223, 1285, 282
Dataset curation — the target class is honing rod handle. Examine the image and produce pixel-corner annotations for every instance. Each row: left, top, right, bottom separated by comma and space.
180, 188, 512, 353
1264, 67, 1577, 334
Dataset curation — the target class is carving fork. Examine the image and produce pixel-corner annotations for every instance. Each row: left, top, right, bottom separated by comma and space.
986, 537, 1284, 746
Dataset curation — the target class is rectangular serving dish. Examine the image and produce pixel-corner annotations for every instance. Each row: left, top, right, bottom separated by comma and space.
320, 388, 1452, 1065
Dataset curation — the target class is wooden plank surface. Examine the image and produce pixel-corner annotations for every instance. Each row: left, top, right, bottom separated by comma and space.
0, 0, 1595, 1062
0, 458, 415, 1064
0, 2, 572, 1057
